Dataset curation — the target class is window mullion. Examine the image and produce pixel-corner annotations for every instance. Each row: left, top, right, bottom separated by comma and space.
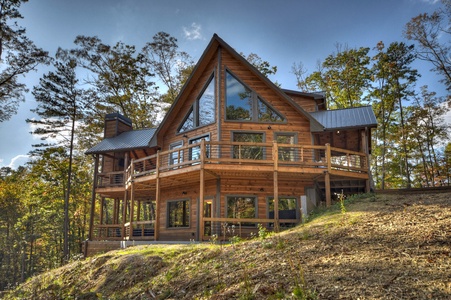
252, 92, 258, 121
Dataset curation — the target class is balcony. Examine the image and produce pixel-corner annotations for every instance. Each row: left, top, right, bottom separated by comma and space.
96, 141, 368, 190
128, 141, 368, 183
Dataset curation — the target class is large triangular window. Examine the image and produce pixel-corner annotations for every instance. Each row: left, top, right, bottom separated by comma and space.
178, 75, 215, 133
178, 107, 194, 133
225, 70, 285, 123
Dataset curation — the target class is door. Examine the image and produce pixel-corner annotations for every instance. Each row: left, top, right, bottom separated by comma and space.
203, 199, 213, 236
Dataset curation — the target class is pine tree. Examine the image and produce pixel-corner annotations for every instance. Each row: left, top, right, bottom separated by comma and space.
27, 50, 87, 263
0, 0, 49, 122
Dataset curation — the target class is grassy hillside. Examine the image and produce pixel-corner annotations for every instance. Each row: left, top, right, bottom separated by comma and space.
3, 192, 451, 299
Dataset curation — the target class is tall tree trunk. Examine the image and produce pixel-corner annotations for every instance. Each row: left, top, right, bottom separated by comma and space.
398, 96, 411, 188
63, 111, 76, 263
417, 141, 430, 187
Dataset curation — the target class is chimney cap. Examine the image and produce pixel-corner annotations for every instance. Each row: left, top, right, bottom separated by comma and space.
105, 112, 132, 126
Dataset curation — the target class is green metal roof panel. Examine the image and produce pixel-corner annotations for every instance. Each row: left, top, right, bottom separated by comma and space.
85, 128, 156, 154
310, 106, 377, 131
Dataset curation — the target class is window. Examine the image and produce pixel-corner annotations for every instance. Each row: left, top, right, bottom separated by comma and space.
169, 141, 183, 165
189, 135, 210, 161
275, 133, 297, 162
198, 77, 215, 126
225, 70, 285, 122
268, 197, 297, 227
178, 75, 215, 133
232, 132, 264, 160
167, 199, 190, 228
258, 99, 284, 122
227, 196, 257, 226
179, 108, 194, 133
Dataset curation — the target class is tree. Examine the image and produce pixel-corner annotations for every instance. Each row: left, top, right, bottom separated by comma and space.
405, 0, 451, 92
0, 0, 49, 122
71, 36, 160, 131
444, 142, 451, 185
241, 52, 277, 78
294, 44, 372, 108
291, 61, 309, 91
143, 32, 194, 105
407, 86, 449, 186
27, 50, 87, 262
370, 42, 419, 188
0, 166, 27, 288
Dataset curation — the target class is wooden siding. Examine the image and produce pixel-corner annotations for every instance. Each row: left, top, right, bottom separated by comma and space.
286, 92, 319, 112
104, 118, 132, 138
101, 152, 124, 174
156, 180, 217, 241
315, 130, 362, 152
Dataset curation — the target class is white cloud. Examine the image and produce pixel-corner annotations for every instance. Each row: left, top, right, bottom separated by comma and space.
420, 0, 440, 4
183, 22, 203, 40
8, 155, 30, 169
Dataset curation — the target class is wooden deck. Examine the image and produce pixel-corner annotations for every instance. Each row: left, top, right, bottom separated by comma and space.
97, 141, 368, 191
91, 141, 369, 241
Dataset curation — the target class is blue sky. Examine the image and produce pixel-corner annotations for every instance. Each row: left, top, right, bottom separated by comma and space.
0, 0, 445, 168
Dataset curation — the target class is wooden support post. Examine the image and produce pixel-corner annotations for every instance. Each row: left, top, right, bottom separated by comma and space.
88, 154, 99, 240
113, 198, 118, 224
325, 172, 331, 207
272, 141, 280, 232
122, 189, 128, 238
155, 150, 161, 241
363, 127, 372, 193
130, 181, 135, 225
99, 197, 105, 225
325, 143, 332, 207
199, 139, 206, 241
326, 143, 332, 173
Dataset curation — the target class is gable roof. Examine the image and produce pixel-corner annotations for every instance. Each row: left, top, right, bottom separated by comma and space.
310, 106, 377, 131
149, 34, 325, 147
85, 128, 156, 154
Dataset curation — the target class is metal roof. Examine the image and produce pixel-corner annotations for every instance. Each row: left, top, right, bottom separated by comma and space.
85, 128, 156, 154
310, 106, 377, 131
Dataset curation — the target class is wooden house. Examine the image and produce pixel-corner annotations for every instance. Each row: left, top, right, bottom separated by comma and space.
84, 34, 377, 256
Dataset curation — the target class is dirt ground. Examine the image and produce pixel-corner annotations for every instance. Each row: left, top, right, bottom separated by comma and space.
4, 191, 451, 299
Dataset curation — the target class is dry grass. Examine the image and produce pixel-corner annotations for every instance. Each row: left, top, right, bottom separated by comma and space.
4, 192, 451, 299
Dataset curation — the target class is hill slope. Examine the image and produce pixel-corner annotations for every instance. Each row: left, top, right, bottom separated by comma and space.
4, 192, 451, 299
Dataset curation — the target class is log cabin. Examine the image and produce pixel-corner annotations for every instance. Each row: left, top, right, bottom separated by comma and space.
84, 34, 377, 256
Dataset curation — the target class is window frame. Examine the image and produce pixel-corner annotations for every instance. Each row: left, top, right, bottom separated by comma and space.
226, 195, 258, 227
231, 131, 266, 160
169, 140, 184, 166
274, 132, 298, 162
224, 69, 286, 123
266, 196, 299, 227
177, 73, 215, 134
167, 198, 190, 228
188, 133, 210, 161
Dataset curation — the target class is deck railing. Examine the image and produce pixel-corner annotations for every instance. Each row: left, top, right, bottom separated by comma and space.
92, 221, 156, 240
130, 142, 367, 179
96, 142, 368, 188
124, 221, 155, 239
97, 171, 125, 187
92, 224, 123, 240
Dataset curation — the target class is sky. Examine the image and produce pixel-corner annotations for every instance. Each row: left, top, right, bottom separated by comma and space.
0, 0, 446, 169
